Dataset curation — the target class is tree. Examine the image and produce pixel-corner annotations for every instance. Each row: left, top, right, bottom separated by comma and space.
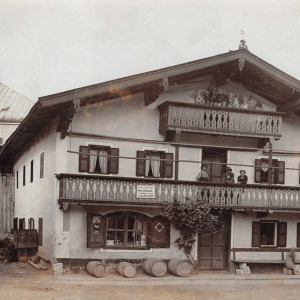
161, 198, 221, 266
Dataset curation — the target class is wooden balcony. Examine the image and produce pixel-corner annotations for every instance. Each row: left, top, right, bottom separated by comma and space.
57, 174, 300, 210
158, 101, 283, 139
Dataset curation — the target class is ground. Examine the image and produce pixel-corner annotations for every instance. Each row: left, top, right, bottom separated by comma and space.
1, 261, 300, 300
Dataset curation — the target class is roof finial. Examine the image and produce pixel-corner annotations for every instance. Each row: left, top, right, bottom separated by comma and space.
239, 30, 248, 50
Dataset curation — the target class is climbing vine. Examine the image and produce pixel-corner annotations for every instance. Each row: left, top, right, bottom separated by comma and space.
161, 198, 221, 264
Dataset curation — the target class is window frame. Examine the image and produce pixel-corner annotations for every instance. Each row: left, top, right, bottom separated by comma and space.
30, 159, 34, 183
255, 158, 285, 184
16, 170, 19, 189
88, 145, 111, 174
260, 221, 278, 247
105, 212, 149, 250
40, 152, 45, 179
144, 150, 165, 178
23, 165, 26, 186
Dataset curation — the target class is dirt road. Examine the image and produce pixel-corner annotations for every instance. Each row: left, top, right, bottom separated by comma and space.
1, 262, 300, 300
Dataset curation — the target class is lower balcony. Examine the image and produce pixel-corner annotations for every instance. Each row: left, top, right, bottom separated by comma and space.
57, 174, 300, 211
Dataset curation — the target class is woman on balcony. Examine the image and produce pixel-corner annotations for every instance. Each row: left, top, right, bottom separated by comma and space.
197, 164, 210, 182
222, 167, 234, 183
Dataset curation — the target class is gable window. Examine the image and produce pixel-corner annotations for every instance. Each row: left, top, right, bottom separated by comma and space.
136, 151, 173, 178
254, 159, 285, 184
23, 166, 26, 186
252, 221, 287, 247
79, 145, 119, 174
40, 152, 44, 179
87, 212, 170, 249
16, 171, 19, 189
30, 160, 34, 183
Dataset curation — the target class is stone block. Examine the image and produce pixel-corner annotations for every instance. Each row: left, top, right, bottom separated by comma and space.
236, 269, 245, 275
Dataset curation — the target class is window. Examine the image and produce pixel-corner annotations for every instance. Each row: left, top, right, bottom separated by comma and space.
254, 159, 285, 184
38, 218, 43, 246
29, 218, 35, 229
87, 212, 170, 249
19, 218, 25, 230
16, 171, 18, 189
30, 160, 34, 183
297, 223, 300, 248
40, 152, 44, 179
136, 151, 173, 178
23, 166, 26, 186
252, 221, 287, 247
79, 145, 119, 174
13, 218, 18, 230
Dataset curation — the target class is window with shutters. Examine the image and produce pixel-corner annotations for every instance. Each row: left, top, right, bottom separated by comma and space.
19, 218, 25, 230
254, 159, 285, 184
136, 151, 173, 178
252, 221, 287, 247
79, 145, 119, 174
106, 212, 148, 248
87, 212, 170, 249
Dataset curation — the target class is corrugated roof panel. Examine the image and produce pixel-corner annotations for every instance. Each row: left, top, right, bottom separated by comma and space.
0, 83, 35, 121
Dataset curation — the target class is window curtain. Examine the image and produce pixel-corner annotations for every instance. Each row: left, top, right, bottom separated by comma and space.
89, 149, 108, 173
145, 154, 160, 177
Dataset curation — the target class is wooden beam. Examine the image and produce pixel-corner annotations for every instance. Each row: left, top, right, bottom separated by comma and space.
278, 98, 300, 112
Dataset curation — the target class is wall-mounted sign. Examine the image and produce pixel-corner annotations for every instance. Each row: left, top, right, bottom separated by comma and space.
93, 224, 100, 235
137, 185, 155, 198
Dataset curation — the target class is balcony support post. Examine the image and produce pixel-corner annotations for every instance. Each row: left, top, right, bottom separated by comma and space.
268, 140, 273, 185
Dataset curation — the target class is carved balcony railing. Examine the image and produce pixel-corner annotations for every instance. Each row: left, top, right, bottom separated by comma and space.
57, 174, 300, 210
158, 101, 284, 139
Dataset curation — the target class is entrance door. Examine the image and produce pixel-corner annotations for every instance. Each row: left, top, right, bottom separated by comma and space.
202, 148, 227, 183
198, 230, 227, 271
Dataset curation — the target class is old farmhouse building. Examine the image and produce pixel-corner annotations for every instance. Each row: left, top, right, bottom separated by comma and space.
2, 41, 300, 272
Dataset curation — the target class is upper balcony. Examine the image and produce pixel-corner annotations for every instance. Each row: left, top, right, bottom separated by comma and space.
158, 101, 284, 139
57, 174, 300, 211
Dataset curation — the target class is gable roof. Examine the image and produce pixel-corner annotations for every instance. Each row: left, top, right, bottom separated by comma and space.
1, 48, 300, 166
0, 83, 35, 122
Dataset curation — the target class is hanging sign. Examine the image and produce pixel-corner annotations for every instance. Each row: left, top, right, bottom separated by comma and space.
137, 185, 155, 198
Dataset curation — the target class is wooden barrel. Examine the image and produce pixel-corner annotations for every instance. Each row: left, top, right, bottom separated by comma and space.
168, 258, 191, 277
87, 261, 106, 278
142, 258, 167, 277
117, 262, 136, 278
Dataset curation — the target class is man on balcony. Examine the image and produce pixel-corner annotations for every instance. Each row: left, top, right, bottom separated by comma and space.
222, 167, 234, 183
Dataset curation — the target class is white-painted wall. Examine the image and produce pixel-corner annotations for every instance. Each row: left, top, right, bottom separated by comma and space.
13, 118, 61, 262
232, 212, 300, 261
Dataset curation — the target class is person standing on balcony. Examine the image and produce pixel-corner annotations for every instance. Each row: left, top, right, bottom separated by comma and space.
222, 167, 234, 183
197, 164, 210, 182
237, 170, 248, 184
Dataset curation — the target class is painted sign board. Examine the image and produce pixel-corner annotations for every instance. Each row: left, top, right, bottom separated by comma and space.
136, 185, 155, 198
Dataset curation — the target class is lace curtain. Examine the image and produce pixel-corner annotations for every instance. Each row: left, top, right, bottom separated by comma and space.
145, 154, 161, 177
89, 149, 108, 173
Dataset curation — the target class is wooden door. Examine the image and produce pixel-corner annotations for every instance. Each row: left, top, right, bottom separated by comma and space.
198, 230, 227, 271
203, 158, 225, 183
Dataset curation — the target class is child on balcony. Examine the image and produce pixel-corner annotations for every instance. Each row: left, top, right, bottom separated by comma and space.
237, 170, 248, 184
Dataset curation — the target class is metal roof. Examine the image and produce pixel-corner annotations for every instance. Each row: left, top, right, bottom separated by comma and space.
0, 83, 35, 122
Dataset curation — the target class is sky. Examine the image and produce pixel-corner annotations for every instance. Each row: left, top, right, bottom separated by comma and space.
1, 0, 300, 101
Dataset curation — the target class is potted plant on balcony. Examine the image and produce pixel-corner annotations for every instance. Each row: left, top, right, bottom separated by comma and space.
200, 90, 210, 106
255, 100, 263, 110
238, 95, 245, 108
218, 92, 230, 107
189, 90, 205, 105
